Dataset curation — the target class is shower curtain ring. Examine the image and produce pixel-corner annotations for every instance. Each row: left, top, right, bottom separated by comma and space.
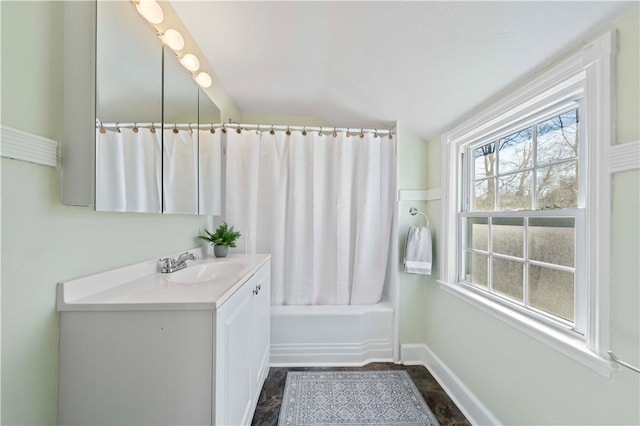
256, 124, 260, 135
188, 123, 194, 134
333, 127, 337, 137
99, 122, 106, 134
133, 122, 139, 133
318, 127, 323, 136
346, 128, 351, 137
222, 123, 227, 133
172, 123, 179, 134
115, 122, 121, 133
373, 129, 378, 138
359, 128, 364, 138
286, 125, 291, 136
302, 126, 307, 136
210, 123, 215, 134
270, 125, 275, 135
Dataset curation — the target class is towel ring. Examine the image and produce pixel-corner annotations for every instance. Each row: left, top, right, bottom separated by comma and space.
409, 207, 430, 228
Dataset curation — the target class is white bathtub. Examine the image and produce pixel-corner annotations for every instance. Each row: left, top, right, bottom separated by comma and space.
270, 299, 395, 366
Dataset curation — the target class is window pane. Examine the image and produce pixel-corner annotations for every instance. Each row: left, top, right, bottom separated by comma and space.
536, 161, 578, 209
492, 257, 523, 302
498, 171, 532, 210
498, 128, 533, 174
492, 217, 524, 258
466, 217, 488, 251
528, 217, 575, 267
474, 142, 496, 179
537, 109, 579, 165
465, 251, 488, 288
529, 265, 574, 321
474, 179, 495, 211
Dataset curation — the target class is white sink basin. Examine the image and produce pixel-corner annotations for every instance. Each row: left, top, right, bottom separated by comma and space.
167, 261, 246, 284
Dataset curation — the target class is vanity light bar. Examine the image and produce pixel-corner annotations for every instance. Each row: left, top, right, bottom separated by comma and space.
132, 0, 212, 89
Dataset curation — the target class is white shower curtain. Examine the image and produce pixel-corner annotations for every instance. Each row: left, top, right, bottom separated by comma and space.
96, 127, 162, 212
198, 130, 222, 216
163, 128, 198, 214
226, 130, 396, 305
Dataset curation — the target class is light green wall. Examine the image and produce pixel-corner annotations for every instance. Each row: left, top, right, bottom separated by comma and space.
421, 8, 640, 425
396, 124, 430, 344
2, 2, 637, 424
1, 2, 209, 424
616, 8, 639, 144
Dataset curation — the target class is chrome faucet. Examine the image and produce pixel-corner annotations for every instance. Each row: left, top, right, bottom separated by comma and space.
159, 252, 199, 273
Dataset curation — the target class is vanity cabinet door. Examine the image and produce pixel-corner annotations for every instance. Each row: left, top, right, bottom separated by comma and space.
252, 262, 271, 395
215, 261, 271, 426
215, 277, 256, 426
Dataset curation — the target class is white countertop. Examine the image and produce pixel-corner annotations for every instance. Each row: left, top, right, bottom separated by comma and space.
57, 252, 270, 311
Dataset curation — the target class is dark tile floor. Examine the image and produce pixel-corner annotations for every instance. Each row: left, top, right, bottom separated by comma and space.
251, 362, 471, 426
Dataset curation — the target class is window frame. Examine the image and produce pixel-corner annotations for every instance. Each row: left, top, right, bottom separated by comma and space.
439, 31, 616, 376
460, 102, 585, 334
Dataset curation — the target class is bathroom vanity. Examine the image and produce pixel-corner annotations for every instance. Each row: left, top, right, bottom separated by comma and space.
57, 253, 270, 426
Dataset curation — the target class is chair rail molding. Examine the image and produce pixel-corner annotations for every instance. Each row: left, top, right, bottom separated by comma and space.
609, 140, 640, 173
398, 189, 441, 201
0, 125, 58, 167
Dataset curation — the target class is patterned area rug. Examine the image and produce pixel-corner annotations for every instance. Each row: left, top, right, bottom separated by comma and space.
278, 370, 440, 426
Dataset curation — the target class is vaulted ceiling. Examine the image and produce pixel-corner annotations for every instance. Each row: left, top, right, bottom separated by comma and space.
171, 1, 637, 140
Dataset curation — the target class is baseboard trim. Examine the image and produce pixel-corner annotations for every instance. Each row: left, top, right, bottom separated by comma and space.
401, 343, 501, 426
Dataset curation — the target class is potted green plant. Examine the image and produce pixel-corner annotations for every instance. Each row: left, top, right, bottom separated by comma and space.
197, 222, 242, 258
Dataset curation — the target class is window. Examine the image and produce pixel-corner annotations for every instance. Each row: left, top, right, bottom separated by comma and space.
462, 106, 585, 333
439, 31, 615, 375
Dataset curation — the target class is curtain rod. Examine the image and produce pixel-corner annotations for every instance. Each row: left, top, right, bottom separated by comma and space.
96, 121, 396, 135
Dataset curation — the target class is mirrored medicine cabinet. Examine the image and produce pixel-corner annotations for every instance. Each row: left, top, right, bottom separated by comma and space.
62, 1, 221, 215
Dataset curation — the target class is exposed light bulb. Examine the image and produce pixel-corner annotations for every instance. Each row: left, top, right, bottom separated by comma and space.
136, 0, 163, 24
195, 72, 212, 88
180, 53, 200, 72
163, 29, 184, 51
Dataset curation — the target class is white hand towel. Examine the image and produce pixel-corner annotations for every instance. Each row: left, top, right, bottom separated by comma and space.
404, 226, 432, 275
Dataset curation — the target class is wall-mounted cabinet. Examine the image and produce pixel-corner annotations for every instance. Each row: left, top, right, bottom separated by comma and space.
162, 44, 199, 215
63, 1, 221, 215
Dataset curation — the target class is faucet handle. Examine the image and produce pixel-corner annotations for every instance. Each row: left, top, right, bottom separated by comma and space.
159, 257, 178, 273
177, 251, 199, 261
159, 257, 175, 267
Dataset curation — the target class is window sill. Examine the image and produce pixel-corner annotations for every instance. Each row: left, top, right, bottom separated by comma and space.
437, 279, 613, 377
